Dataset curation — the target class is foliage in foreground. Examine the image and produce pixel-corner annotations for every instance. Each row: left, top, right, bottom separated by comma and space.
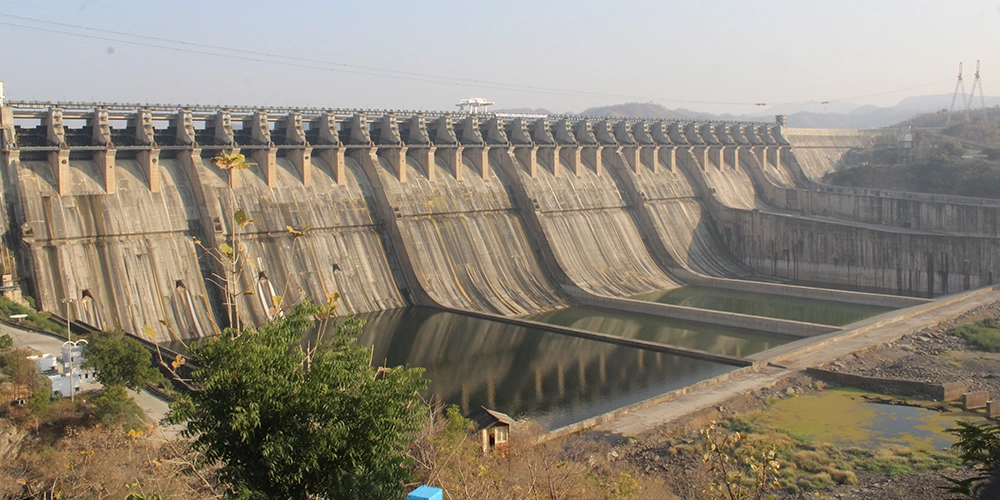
700, 421, 781, 500
951, 316, 1000, 352
169, 302, 428, 500
0, 411, 215, 499
944, 420, 1000, 498
92, 386, 148, 432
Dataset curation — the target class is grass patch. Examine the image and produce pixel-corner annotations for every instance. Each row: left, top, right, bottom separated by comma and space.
0, 296, 65, 335
951, 316, 1000, 352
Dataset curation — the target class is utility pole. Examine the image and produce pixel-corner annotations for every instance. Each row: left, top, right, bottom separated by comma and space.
61, 297, 76, 401
946, 62, 969, 128
970, 60, 988, 122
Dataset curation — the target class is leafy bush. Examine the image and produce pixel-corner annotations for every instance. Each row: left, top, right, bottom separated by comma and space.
27, 375, 52, 415
92, 386, 147, 432
169, 303, 429, 500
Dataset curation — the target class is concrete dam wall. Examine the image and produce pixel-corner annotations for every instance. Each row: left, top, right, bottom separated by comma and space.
1, 102, 998, 341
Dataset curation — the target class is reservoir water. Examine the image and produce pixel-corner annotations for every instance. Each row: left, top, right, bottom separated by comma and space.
354, 307, 735, 428
528, 304, 793, 357
633, 286, 893, 326
164, 287, 889, 429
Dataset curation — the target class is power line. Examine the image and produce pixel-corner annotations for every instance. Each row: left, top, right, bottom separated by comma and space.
0, 16, 664, 103
0, 13, 962, 111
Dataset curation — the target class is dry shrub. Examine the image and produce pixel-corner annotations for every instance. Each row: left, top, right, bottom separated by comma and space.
0, 422, 218, 500
791, 450, 831, 472
822, 467, 858, 485
410, 406, 671, 500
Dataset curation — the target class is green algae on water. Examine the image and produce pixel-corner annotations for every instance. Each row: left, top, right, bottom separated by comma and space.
757, 389, 984, 452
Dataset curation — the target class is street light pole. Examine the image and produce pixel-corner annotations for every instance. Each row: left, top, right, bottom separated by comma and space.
61, 297, 76, 401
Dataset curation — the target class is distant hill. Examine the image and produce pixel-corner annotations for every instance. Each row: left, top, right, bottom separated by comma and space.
493, 107, 554, 115
579, 102, 687, 119
774, 94, 1000, 129
901, 105, 1000, 129
785, 107, 925, 129
493, 93, 1000, 129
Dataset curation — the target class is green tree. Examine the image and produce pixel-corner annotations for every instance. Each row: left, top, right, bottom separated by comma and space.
0, 333, 12, 352
82, 330, 158, 392
1, 347, 37, 399
93, 385, 148, 432
27, 374, 51, 414
169, 303, 428, 500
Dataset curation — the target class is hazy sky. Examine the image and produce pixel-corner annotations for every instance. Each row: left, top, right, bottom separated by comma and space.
1, 0, 997, 115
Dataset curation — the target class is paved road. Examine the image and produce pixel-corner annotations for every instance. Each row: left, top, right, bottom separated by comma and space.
2, 322, 184, 440
594, 286, 1000, 436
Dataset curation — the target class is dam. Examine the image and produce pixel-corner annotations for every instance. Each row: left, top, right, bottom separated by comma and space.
2, 101, 999, 423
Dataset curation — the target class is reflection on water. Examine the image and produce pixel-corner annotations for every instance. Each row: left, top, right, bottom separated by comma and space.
634, 286, 892, 326
351, 307, 734, 428
528, 305, 791, 357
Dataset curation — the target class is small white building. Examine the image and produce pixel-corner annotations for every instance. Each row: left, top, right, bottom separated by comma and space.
61, 341, 88, 371
27, 341, 96, 398
49, 372, 85, 398
28, 353, 57, 372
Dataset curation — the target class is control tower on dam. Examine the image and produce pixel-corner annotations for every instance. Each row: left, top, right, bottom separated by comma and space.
1, 101, 999, 341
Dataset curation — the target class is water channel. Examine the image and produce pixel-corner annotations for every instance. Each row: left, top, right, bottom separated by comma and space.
527, 305, 791, 358
354, 307, 736, 428
633, 286, 893, 326
163, 286, 898, 429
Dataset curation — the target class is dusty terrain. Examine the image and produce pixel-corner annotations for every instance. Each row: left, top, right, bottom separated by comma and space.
610, 300, 1000, 499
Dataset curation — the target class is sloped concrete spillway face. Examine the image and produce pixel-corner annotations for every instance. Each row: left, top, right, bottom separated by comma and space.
356, 307, 734, 429
367, 150, 565, 316
509, 143, 682, 297
16, 156, 215, 341
216, 152, 406, 322
621, 142, 751, 278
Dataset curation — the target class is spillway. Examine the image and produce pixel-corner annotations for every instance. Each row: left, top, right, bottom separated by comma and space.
0, 102, 995, 343
365, 152, 564, 315
217, 154, 406, 322
509, 153, 681, 296
783, 128, 881, 179
13, 157, 216, 339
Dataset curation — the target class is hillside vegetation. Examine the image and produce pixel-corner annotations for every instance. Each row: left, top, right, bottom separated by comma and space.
824, 119, 1000, 198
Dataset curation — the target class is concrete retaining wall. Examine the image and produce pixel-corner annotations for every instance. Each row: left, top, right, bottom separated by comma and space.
806, 367, 966, 401
718, 206, 1000, 296
563, 286, 838, 338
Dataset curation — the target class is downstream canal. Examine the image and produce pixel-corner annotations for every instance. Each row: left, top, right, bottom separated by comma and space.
527, 305, 790, 357
356, 307, 735, 428
164, 287, 898, 429
634, 286, 893, 326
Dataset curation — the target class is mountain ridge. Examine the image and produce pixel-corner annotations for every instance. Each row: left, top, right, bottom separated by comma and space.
500, 94, 1000, 128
